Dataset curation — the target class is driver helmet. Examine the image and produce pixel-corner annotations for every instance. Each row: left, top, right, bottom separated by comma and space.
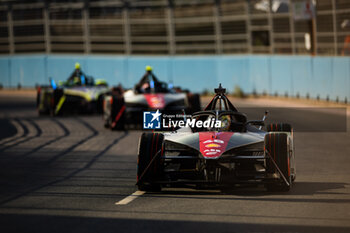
220, 115, 232, 131
145, 65, 152, 72
75, 62, 81, 70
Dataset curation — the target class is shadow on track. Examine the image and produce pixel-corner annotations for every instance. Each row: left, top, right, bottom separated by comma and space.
0, 118, 41, 152
138, 181, 349, 204
0, 118, 29, 148
0, 119, 17, 141
45, 117, 98, 164
0, 117, 129, 206
0, 213, 349, 233
19, 118, 70, 158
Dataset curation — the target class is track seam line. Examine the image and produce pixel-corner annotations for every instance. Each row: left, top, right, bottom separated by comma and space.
115, 191, 145, 205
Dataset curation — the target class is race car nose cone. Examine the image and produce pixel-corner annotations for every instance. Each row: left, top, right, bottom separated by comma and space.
199, 132, 234, 158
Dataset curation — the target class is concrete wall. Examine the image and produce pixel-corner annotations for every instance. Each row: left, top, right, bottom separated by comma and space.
0, 55, 349, 101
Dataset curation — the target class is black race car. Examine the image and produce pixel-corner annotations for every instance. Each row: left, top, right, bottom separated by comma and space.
37, 75, 109, 116
103, 73, 201, 129
136, 84, 296, 192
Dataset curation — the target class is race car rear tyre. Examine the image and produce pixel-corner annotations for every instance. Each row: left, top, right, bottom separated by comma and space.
266, 123, 292, 132
137, 133, 164, 192
103, 95, 113, 128
97, 94, 105, 114
187, 94, 201, 114
37, 89, 53, 116
264, 132, 291, 192
110, 95, 126, 130
37, 91, 49, 116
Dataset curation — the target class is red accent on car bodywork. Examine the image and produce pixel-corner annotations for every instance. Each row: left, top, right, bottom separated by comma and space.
144, 94, 165, 109
115, 105, 126, 122
111, 105, 126, 128
198, 132, 234, 158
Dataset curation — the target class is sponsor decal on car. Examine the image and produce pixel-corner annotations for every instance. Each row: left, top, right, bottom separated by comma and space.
199, 132, 234, 158
144, 94, 165, 108
205, 143, 221, 148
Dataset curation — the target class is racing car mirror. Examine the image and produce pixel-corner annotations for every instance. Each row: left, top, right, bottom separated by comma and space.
260, 110, 269, 130
243, 111, 268, 130
262, 110, 269, 121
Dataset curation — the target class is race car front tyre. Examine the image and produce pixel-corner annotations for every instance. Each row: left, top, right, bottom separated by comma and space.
266, 123, 292, 132
264, 132, 292, 192
137, 133, 164, 192
267, 123, 296, 182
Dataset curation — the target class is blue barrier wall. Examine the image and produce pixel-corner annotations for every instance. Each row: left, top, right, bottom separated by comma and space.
0, 55, 349, 101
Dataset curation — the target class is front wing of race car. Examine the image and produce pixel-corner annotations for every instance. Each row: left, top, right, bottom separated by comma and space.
136, 132, 295, 192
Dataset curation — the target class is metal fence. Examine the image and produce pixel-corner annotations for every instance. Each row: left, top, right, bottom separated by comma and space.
0, 0, 349, 55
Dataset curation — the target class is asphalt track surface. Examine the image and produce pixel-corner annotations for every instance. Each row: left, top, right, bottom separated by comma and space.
0, 92, 349, 233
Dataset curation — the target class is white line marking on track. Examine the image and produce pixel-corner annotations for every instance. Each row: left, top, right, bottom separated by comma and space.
115, 191, 145, 205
